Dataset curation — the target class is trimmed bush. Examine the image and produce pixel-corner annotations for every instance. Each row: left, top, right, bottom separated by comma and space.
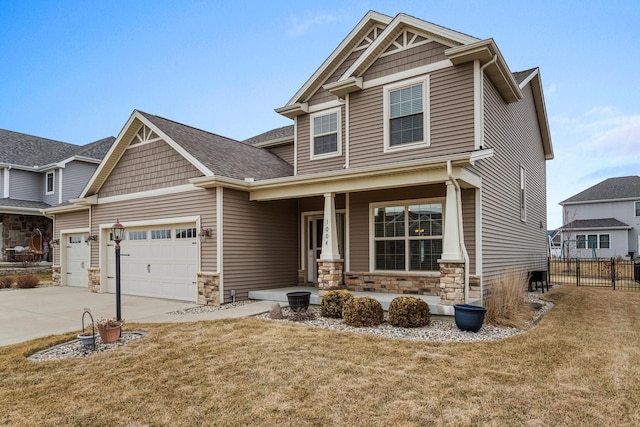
321, 289, 354, 318
0, 276, 13, 289
342, 296, 384, 327
15, 274, 39, 289
388, 296, 431, 328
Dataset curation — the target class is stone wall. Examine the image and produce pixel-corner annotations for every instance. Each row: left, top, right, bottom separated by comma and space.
0, 265, 53, 277
317, 260, 344, 294
52, 265, 61, 286
1, 214, 53, 260
88, 268, 100, 293
198, 272, 220, 305
345, 271, 440, 295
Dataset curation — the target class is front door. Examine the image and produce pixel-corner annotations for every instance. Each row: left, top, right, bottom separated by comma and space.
306, 214, 344, 283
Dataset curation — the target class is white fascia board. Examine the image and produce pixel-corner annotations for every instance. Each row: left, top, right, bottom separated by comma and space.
284, 11, 393, 106
526, 71, 554, 160
97, 184, 205, 205
561, 197, 640, 206
42, 204, 90, 215
560, 225, 633, 231
395, 14, 479, 45
1, 206, 47, 215
252, 136, 294, 149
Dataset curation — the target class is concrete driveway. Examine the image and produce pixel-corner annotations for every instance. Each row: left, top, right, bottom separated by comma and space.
0, 286, 198, 346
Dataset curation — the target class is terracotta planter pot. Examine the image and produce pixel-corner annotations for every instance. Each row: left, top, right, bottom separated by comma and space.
98, 326, 121, 344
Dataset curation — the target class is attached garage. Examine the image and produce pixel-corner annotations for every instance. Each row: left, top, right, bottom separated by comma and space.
61, 231, 91, 287
105, 222, 199, 302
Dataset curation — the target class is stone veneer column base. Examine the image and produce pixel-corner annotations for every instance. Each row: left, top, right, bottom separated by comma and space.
438, 261, 465, 315
52, 265, 61, 286
297, 269, 306, 286
317, 260, 344, 296
87, 268, 100, 293
198, 272, 220, 306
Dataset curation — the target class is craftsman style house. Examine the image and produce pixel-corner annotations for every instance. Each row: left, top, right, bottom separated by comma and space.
0, 129, 113, 259
559, 176, 640, 259
46, 11, 553, 313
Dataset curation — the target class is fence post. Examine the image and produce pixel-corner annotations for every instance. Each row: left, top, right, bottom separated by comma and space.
612, 257, 616, 290
576, 258, 580, 287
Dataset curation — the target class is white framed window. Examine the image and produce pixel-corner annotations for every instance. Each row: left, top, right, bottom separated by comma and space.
370, 199, 443, 272
310, 107, 342, 159
599, 234, 610, 249
520, 166, 526, 222
69, 235, 83, 244
635, 201, 640, 217
128, 231, 147, 241
176, 227, 197, 239
383, 76, 429, 152
46, 171, 54, 195
576, 233, 609, 249
151, 229, 171, 240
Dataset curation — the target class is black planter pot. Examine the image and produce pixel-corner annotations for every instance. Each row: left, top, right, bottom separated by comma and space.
286, 291, 311, 311
453, 304, 487, 332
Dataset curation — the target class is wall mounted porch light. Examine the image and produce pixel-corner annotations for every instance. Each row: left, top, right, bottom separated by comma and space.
199, 228, 212, 242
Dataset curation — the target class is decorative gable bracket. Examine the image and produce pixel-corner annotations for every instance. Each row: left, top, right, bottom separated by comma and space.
275, 102, 309, 120
323, 77, 363, 99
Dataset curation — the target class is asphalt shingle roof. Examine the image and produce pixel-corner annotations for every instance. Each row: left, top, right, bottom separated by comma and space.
512, 68, 537, 85
561, 176, 640, 204
0, 129, 79, 166
243, 125, 294, 146
75, 137, 115, 160
139, 111, 293, 181
561, 218, 631, 229
0, 198, 51, 209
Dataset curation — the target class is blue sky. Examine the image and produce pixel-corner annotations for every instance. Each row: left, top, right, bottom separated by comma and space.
1, 0, 638, 228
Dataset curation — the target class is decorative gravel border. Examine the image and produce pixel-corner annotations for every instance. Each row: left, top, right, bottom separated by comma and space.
29, 331, 147, 362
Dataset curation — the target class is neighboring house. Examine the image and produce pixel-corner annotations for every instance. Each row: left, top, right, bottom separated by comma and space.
559, 176, 640, 259
46, 11, 553, 313
0, 129, 114, 260
548, 229, 561, 258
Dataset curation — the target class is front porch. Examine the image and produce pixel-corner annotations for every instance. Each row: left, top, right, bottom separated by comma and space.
248, 286, 480, 315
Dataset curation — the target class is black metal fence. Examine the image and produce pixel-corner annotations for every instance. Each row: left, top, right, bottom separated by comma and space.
549, 258, 640, 290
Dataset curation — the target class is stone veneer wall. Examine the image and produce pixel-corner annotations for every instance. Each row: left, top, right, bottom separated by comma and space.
345, 272, 440, 295
88, 268, 100, 293
297, 269, 306, 286
198, 272, 220, 306
1, 214, 52, 260
317, 260, 343, 294
439, 262, 465, 305
52, 265, 61, 286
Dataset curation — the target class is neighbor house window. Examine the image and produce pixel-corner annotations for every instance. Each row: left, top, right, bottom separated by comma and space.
576, 233, 609, 249
599, 234, 610, 249
587, 234, 597, 249
383, 76, 429, 152
520, 166, 526, 221
372, 200, 443, 271
46, 171, 54, 194
576, 234, 586, 249
635, 201, 640, 217
310, 107, 341, 159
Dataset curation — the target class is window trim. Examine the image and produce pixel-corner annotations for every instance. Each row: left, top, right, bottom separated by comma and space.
369, 197, 444, 272
635, 201, 640, 217
383, 76, 430, 153
576, 233, 610, 249
309, 106, 342, 160
45, 171, 55, 195
520, 165, 526, 222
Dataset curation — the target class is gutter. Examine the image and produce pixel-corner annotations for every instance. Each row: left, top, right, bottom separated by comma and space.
447, 160, 470, 304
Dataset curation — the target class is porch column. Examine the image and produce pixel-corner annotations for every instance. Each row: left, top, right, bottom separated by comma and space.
320, 193, 340, 260
318, 192, 343, 293
440, 182, 464, 262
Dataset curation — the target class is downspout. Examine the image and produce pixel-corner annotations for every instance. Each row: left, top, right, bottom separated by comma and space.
447, 160, 470, 303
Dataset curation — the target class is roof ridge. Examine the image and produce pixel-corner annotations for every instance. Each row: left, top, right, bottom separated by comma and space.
136, 110, 240, 143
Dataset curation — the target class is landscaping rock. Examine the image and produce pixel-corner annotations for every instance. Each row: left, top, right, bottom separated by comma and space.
269, 302, 283, 319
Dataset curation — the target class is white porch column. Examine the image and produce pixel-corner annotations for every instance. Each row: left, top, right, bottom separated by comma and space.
320, 192, 341, 260
440, 181, 464, 262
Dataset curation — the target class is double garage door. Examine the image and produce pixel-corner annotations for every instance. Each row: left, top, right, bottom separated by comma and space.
105, 223, 198, 302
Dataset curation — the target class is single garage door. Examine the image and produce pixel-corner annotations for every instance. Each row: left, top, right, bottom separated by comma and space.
107, 224, 198, 302
64, 233, 90, 287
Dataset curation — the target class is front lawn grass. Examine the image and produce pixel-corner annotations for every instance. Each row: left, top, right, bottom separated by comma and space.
1, 286, 639, 426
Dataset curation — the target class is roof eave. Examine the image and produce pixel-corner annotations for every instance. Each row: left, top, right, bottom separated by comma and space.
275, 103, 309, 119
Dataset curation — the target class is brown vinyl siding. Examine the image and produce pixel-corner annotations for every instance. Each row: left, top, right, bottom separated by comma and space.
53, 209, 90, 264
461, 187, 476, 274
222, 189, 298, 301
363, 41, 447, 81
89, 189, 217, 271
477, 78, 547, 284
296, 108, 346, 175
348, 184, 449, 271
348, 63, 475, 169
266, 143, 294, 165
99, 139, 202, 198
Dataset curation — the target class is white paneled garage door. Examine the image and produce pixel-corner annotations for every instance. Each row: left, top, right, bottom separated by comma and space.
64, 233, 90, 287
107, 223, 198, 302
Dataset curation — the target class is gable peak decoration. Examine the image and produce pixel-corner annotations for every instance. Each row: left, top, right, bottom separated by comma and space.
382, 29, 431, 57
129, 125, 162, 149
355, 26, 386, 51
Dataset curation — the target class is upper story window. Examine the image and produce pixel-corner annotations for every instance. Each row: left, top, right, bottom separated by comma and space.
46, 171, 54, 195
383, 76, 429, 152
310, 107, 342, 159
635, 201, 640, 217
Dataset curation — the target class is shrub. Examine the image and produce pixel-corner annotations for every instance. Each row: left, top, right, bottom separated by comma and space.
321, 289, 354, 318
342, 296, 384, 327
485, 269, 535, 328
388, 296, 431, 328
0, 276, 13, 289
15, 274, 39, 289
